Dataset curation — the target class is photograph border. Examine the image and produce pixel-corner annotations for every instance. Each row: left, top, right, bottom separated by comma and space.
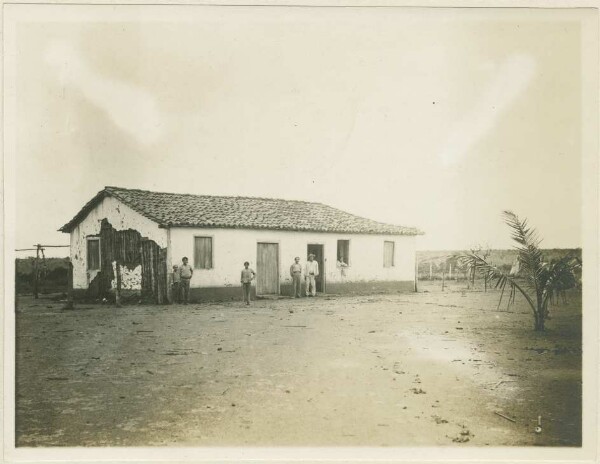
2, 1, 598, 462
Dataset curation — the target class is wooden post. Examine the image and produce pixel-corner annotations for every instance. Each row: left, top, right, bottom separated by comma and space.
166, 271, 173, 304
414, 257, 418, 293
33, 245, 40, 299
442, 266, 445, 291
64, 258, 74, 309
429, 262, 433, 280
150, 246, 158, 304
166, 228, 173, 304
157, 248, 167, 305
448, 263, 452, 280
15, 259, 19, 311
140, 240, 148, 301
484, 260, 489, 292
115, 262, 122, 307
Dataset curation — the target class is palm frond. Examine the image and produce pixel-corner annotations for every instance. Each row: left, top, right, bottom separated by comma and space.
503, 210, 543, 250
458, 212, 580, 331
502, 210, 546, 297
541, 254, 582, 308
456, 252, 537, 314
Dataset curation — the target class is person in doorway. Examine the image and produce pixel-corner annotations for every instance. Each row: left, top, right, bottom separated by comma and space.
179, 257, 193, 304
304, 253, 319, 297
289, 257, 303, 298
172, 265, 181, 303
240, 261, 256, 305
337, 257, 348, 278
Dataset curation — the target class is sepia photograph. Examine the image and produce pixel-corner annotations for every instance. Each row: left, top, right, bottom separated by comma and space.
2, 2, 598, 462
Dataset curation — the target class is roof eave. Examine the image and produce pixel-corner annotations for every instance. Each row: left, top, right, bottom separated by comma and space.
164, 223, 424, 236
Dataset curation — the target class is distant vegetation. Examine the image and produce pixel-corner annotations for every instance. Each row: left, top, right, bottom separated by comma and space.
417, 248, 581, 281
16, 246, 583, 297
15, 257, 69, 295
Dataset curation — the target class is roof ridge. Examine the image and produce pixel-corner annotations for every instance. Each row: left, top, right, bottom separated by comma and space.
59, 186, 424, 235
104, 186, 329, 206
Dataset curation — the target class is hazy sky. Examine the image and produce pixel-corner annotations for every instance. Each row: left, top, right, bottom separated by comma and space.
8, 6, 590, 256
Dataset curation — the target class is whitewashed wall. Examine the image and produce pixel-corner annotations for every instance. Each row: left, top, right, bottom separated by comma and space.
69, 196, 167, 289
168, 227, 416, 289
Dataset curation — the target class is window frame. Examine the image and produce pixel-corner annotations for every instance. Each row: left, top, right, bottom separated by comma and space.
383, 240, 395, 268
336, 239, 351, 267
86, 236, 101, 271
193, 235, 214, 270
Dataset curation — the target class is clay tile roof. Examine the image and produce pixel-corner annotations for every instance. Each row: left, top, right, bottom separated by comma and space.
59, 186, 424, 236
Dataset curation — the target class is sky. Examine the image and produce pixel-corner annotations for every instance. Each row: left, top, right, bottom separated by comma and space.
7, 6, 590, 257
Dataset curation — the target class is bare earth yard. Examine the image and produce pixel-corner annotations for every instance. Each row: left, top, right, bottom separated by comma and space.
15, 282, 581, 447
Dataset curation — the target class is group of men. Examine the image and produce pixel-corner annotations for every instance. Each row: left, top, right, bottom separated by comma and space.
171, 254, 320, 305
239, 254, 320, 304
289, 254, 320, 298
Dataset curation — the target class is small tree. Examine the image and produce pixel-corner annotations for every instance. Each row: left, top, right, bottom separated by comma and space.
457, 211, 581, 331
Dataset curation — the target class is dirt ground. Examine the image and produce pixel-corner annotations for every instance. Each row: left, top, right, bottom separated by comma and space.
14, 281, 582, 447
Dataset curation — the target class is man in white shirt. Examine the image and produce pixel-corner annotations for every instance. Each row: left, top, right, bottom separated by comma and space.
179, 257, 193, 305
304, 254, 319, 297
289, 257, 303, 298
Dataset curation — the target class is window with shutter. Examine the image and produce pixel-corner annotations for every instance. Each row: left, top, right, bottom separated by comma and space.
87, 238, 100, 271
194, 237, 213, 269
383, 241, 395, 268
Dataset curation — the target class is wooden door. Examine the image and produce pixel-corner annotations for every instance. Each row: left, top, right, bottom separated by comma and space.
140, 239, 157, 302
257, 243, 279, 295
141, 239, 168, 304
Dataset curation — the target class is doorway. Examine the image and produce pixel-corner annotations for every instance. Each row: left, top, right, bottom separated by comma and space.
307, 244, 325, 293
256, 243, 279, 295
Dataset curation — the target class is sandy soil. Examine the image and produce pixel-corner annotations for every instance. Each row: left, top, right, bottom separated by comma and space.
15, 281, 581, 447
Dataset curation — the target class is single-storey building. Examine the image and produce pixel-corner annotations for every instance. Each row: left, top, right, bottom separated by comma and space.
59, 186, 424, 302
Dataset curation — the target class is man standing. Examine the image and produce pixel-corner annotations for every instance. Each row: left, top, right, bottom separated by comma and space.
289, 257, 303, 298
179, 257, 193, 304
240, 261, 256, 305
304, 253, 319, 297
172, 265, 181, 303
